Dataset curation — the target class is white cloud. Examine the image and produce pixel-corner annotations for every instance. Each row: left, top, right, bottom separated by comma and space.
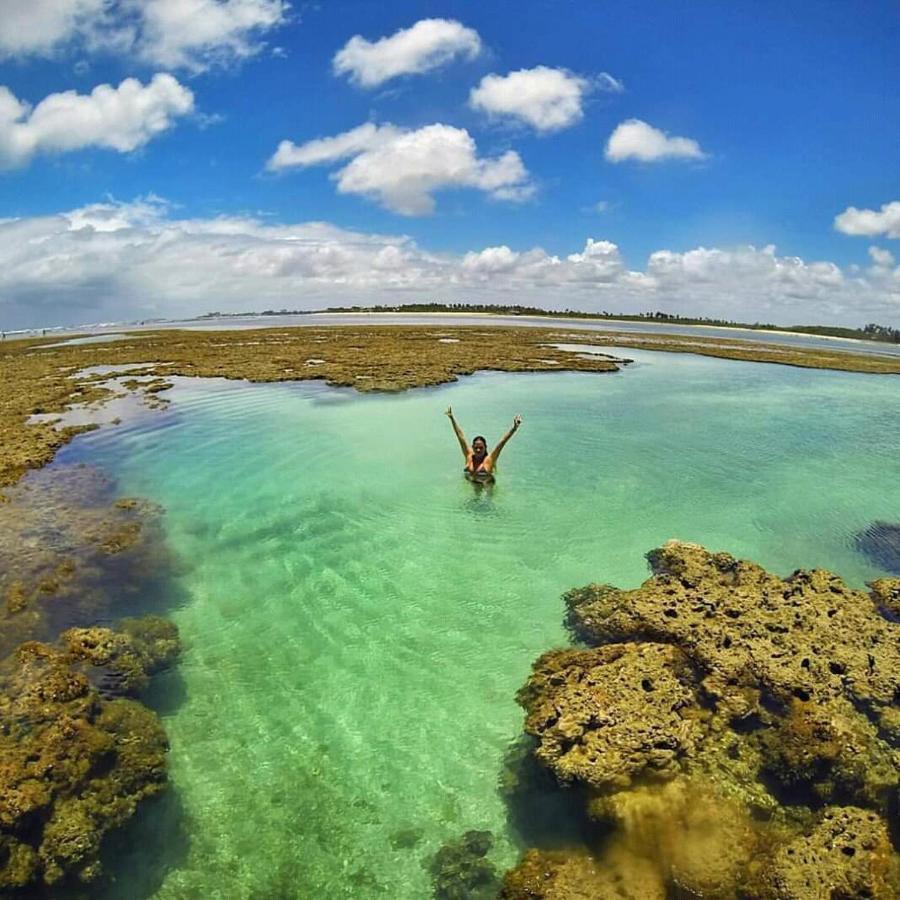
0, 0, 287, 71
0, 0, 107, 58
605, 118, 706, 163
267, 123, 401, 170
0, 74, 194, 169
333, 18, 481, 88
869, 246, 895, 268
594, 73, 625, 94
0, 199, 897, 330
646, 245, 847, 306
136, 0, 287, 71
462, 245, 520, 273
268, 122, 533, 215
834, 202, 900, 239
469, 67, 592, 133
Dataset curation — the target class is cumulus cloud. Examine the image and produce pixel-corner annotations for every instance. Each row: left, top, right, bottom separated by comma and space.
0, 0, 107, 58
605, 118, 706, 163
136, 0, 286, 70
0, 0, 287, 71
267, 123, 401, 170
333, 18, 481, 88
645, 245, 853, 314
0, 74, 194, 169
869, 246, 895, 268
1, 199, 897, 330
268, 122, 533, 215
834, 201, 900, 239
469, 66, 622, 133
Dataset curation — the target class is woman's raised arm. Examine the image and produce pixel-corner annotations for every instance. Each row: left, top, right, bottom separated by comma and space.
445, 406, 470, 458
488, 415, 522, 464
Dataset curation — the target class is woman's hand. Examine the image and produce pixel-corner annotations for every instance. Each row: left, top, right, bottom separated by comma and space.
445, 406, 454, 418
513, 414, 522, 429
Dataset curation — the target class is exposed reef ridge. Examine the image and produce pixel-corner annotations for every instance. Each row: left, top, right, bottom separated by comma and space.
502, 542, 900, 899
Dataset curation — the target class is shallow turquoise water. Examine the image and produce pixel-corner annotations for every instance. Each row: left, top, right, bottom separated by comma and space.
59, 348, 900, 898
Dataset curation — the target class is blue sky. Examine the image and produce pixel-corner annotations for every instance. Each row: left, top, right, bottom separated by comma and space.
0, 0, 898, 329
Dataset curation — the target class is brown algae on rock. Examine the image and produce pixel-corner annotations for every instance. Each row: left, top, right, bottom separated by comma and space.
0, 463, 185, 890
505, 542, 900, 898
0, 620, 179, 889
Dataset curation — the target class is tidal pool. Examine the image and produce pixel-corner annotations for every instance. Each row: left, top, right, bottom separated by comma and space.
55, 348, 900, 898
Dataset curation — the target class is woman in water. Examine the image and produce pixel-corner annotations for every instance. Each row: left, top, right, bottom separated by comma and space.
445, 406, 522, 483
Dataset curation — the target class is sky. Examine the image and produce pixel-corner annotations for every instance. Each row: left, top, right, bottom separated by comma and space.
0, 0, 898, 330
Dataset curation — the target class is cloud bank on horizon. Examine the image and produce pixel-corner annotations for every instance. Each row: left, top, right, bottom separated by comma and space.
2, 197, 897, 331
0, 1, 897, 329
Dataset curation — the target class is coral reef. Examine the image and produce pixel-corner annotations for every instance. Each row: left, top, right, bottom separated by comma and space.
505, 542, 900, 898
62, 616, 180, 696
428, 830, 499, 900
501, 844, 666, 899
871, 577, 900, 619
0, 619, 179, 889
759, 806, 896, 899
0, 463, 183, 891
518, 643, 701, 792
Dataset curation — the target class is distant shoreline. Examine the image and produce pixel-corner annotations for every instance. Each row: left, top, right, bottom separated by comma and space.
5, 307, 899, 348
201, 305, 900, 346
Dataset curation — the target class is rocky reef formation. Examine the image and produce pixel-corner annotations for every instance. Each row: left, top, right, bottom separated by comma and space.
429, 830, 499, 900
503, 542, 900, 898
871, 577, 900, 620
0, 618, 180, 890
0, 463, 184, 892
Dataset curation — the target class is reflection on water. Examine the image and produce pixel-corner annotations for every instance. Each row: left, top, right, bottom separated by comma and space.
54, 353, 900, 898
856, 520, 900, 574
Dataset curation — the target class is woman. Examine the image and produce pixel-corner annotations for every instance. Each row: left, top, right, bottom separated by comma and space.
445, 406, 522, 483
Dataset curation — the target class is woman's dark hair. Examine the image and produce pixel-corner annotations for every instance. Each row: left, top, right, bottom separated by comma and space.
472, 435, 488, 448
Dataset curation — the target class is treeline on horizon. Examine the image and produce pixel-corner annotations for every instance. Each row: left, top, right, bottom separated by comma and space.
197, 304, 900, 344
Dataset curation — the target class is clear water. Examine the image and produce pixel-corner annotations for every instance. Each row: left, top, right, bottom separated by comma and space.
56, 348, 900, 898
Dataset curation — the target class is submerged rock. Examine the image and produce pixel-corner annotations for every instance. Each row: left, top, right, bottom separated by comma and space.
62, 615, 180, 696
856, 520, 900, 575
0, 464, 182, 658
505, 542, 900, 898
500, 844, 665, 899
0, 619, 179, 889
428, 830, 499, 900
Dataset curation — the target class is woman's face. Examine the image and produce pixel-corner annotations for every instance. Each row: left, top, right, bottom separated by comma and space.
472, 438, 487, 456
